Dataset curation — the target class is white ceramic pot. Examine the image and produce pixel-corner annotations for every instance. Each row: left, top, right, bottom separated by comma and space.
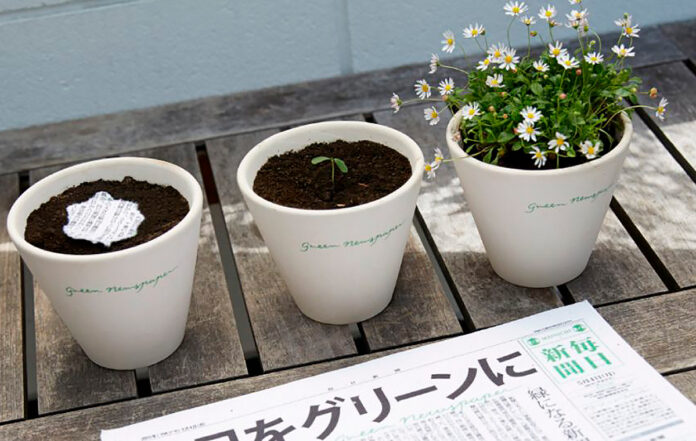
237, 121, 424, 324
446, 111, 633, 288
7, 157, 203, 369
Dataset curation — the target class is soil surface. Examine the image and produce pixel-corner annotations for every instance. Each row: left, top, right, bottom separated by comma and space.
25, 176, 189, 255
253, 139, 412, 209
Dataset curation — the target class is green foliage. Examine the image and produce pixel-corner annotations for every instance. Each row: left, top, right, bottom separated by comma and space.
311, 156, 348, 186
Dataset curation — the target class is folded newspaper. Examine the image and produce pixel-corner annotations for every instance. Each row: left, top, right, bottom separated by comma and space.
102, 301, 696, 441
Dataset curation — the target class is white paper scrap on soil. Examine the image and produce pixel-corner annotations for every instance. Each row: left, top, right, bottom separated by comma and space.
63, 191, 145, 247
101, 301, 696, 441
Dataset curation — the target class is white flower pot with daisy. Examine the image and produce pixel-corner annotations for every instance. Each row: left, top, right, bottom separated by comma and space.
236, 122, 424, 324
390, 2, 668, 287
446, 110, 633, 287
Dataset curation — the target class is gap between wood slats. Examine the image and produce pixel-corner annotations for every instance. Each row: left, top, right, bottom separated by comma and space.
610, 197, 680, 292
18, 172, 38, 419
195, 143, 263, 376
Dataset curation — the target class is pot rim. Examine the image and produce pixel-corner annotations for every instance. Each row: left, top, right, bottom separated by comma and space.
6, 157, 203, 263
236, 121, 425, 217
446, 110, 633, 177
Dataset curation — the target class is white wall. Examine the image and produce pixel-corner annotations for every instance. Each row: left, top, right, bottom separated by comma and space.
0, 0, 693, 131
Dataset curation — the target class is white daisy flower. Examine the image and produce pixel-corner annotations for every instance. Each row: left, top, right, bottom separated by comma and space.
517, 121, 541, 142
486, 74, 505, 88
614, 15, 632, 28
429, 53, 439, 74
520, 15, 536, 25
504, 1, 528, 16
438, 78, 455, 96
390, 93, 402, 113
548, 132, 569, 153
538, 5, 557, 21
414, 79, 432, 99
656, 97, 668, 120
584, 52, 604, 64
462, 102, 482, 120
568, 0, 582, 4
463, 23, 485, 39
424, 106, 440, 125
487, 43, 508, 62
548, 41, 568, 58
424, 161, 440, 179
530, 146, 547, 168
477, 57, 493, 71
580, 140, 601, 159
533, 60, 549, 72
558, 54, 580, 69
623, 24, 640, 38
433, 148, 445, 164
520, 106, 542, 123
500, 48, 520, 70
612, 44, 635, 58
566, 9, 588, 21
441, 31, 456, 53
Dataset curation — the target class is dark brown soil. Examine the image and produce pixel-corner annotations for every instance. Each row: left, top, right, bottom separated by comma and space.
25, 177, 189, 255
253, 139, 412, 209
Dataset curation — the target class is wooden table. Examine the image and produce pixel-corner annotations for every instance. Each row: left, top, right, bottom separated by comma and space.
1, 20, 695, 440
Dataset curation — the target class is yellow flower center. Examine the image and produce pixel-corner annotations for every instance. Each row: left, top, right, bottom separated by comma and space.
513, 7, 520, 13
536, 65, 543, 71
422, 84, 429, 91
556, 138, 564, 145
505, 55, 513, 63
526, 126, 534, 134
565, 60, 571, 66
527, 112, 535, 119
535, 152, 543, 159
626, 27, 633, 34
472, 29, 478, 36
445, 85, 451, 90
494, 50, 501, 57
491, 79, 498, 85
484, 59, 490, 65
425, 164, 432, 171
431, 111, 438, 118
588, 146, 595, 154
657, 106, 664, 113
545, 10, 552, 17
447, 38, 454, 45
468, 108, 475, 115
620, 49, 626, 55
552, 48, 560, 55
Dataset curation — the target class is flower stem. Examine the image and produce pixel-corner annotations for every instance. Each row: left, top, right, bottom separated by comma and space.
506, 16, 515, 47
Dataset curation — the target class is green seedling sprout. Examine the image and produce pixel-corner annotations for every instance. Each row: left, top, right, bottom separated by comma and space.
311, 156, 348, 188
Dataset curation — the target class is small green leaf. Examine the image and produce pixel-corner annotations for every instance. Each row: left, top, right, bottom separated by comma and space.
512, 141, 524, 151
311, 156, 330, 165
531, 82, 543, 96
567, 148, 576, 158
483, 148, 494, 163
497, 131, 515, 144
334, 158, 348, 173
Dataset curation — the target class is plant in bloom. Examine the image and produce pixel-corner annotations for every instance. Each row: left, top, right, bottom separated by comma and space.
390, 2, 668, 171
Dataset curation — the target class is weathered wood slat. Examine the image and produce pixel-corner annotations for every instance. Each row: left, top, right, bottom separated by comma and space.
0, 27, 684, 175
126, 145, 248, 392
612, 116, 696, 287
206, 130, 358, 371
373, 105, 562, 328
566, 210, 666, 304
599, 289, 696, 373
636, 61, 696, 168
0, 347, 415, 441
28, 166, 137, 414
0, 173, 24, 422
667, 370, 696, 403
661, 19, 696, 61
